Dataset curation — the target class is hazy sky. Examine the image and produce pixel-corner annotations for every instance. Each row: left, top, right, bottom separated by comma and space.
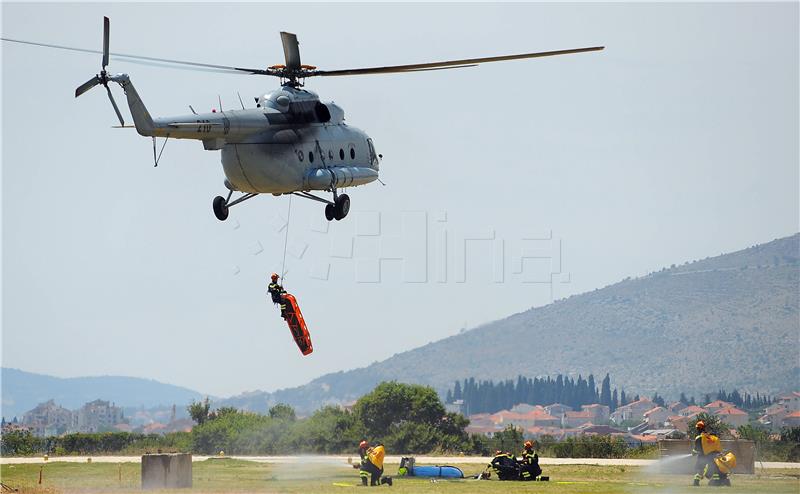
2, 2, 797, 398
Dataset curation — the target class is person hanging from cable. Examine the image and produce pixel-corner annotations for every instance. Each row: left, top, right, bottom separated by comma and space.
268, 273, 287, 318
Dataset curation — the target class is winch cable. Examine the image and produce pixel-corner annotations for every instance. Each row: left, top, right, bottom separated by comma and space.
280, 194, 293, 283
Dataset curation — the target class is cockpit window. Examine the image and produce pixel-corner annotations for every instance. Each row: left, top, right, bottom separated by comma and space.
367, 138, 377, 163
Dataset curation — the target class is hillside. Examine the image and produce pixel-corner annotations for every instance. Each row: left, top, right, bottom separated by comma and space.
221, 234, 799, 413
0, 368, 204, 419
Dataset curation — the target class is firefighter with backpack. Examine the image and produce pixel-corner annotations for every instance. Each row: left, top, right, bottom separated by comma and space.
355, 441, 392, 487
692, 420, 736, 486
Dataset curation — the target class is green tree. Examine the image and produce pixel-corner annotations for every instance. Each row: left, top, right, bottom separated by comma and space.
210, 406, 240, 420
188, 397, 211, 425
268, 403, 296, 421
354, 381, 445, 439
489, 424, 524, 455
600, 374, 612, 407
688, 412, 730, 437
281, 406, 362, 453
738, 424, 769, 443
0, 430, 45, 456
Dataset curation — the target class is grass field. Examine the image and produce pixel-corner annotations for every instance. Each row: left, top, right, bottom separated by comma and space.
1, 459, 798, 493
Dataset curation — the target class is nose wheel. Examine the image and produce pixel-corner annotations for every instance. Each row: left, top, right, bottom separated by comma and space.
213, 196, 229, 221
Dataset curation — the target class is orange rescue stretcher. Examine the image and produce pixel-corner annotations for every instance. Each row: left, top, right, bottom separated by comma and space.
282, 294, 313, 356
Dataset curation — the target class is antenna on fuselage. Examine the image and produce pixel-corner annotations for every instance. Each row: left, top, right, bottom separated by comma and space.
237, 92, 246, 110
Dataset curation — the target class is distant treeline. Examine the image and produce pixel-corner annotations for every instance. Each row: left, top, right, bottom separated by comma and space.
448, 374, 628, 415
447, 374, 774, 415
708, 389, 772, 410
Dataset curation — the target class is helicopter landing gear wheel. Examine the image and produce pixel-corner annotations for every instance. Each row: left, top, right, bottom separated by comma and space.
325, 203, 335, 221
213, 196, 229, 221
334, 194, 350, 221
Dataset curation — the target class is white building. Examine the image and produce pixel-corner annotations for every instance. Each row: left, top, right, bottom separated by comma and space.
74, 399, 125, 432
22, 400, 73, 437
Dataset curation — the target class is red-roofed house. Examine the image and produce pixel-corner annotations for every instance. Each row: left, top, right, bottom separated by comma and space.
610, 398, 655, 425
782, 411, 800, 427
775, 392, 800, 412
510, 404, 545, 414
544, 403, 573, 417
644, 406, 670, 427
466, 424, 502, 437
579, 424, 626, 435
705, 400, 736, 413
668, 415, 689, 434
581, 404, 611, 422
667, 401, 687, 413
563, 411, 593, 428
468, 413, 497, 429
758, 406, 789, 430
678, 405, 706, 418
488, 409, 560, 428
714, 407, 749, 428
525, 425, 566, 439
525, 410, 561, 427
757, 394, 800, 430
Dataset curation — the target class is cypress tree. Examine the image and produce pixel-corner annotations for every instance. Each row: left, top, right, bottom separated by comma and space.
600, 374, 612, 407
588, 374, 597, 403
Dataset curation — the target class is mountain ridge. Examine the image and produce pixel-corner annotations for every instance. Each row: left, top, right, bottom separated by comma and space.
218, 234, 799, 413
1, 368, 205, 419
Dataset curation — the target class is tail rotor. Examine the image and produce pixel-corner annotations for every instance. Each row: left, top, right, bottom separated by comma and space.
74, 16, 124, 126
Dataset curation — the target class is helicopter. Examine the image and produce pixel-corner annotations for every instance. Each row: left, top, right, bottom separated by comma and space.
2, 18, 603, 222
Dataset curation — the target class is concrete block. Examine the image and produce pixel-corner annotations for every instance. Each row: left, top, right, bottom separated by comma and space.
141, 453, 192, 489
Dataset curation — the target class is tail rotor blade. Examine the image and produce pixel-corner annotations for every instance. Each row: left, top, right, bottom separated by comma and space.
105, 84, 125, 126
75, 75, 101, 98
102, 16, 110, 69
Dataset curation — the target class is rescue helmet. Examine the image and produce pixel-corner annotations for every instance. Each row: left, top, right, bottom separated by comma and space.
695, 420, 705, 431
359, 440, 369, 449
271, 273, 279, 281
524, 440, 533, 449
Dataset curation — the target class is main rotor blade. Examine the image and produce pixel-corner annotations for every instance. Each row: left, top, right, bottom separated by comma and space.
105, 85, 125, 126
314, 46, 604, 77
102, 16, 110, 69
75, 75, 101, 98
280, 32, 301, 70
0, 37, 270, 75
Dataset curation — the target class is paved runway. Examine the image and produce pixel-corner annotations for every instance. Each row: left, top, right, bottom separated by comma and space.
1, 455, 798, 470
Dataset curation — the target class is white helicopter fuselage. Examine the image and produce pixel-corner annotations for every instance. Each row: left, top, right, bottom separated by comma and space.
119, 76, 380, 195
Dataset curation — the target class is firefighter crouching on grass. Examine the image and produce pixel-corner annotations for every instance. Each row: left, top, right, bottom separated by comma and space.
486, 450, 520, 480
519, 440, 542, 481
356, 441, 392, 487
692, 420, 722, 486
